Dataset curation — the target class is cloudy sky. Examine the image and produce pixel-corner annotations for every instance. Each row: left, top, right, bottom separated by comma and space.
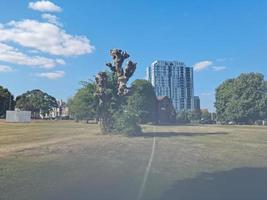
1, 0, 267, 111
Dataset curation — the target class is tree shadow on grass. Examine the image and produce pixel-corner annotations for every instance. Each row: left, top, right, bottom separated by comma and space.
158, 167, 267, 200
138, 131, 228, 138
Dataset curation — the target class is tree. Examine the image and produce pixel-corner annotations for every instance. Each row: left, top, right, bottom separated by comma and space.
113, 108, 141, 135
126, 79, 157, 124
95, 49, 141, 135
176, 110, 190, 124
188, 109, 202, 123
215, 79, 234, 123
157, 96, 176, 124
201, 109, 211, 121
0, 86, 15, 118
16, 89, 57, 118
68, 82, 98, 121
215, 73, 267, 124
96, 71, 141, 135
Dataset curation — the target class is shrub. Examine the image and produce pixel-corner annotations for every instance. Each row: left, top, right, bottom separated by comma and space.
113, 110, 142, 136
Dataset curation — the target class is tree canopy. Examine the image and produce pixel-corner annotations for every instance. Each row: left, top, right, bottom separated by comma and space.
68, 82, 98, 121
0, 86, 15, 117
126, 79, 157, 124
70, 74, 155, 134
215, 73, 267, 124
16, 89, 57, 118
98, 73, 141, 135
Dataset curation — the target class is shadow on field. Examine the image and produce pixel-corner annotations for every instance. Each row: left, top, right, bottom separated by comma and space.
158, 167, 267, 200
139, 131, 228, 138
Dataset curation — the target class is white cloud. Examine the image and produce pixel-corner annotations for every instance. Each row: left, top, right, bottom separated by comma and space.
0, 65, 14, 73
0, 43, 64, 68
42, 13, 62, 26
29, 1, 62, 13
0, 19, 94, 56
193, 60, 213, 72
37, 70, 65, 80
212, 66, 227, 71
0, 2, 94, 77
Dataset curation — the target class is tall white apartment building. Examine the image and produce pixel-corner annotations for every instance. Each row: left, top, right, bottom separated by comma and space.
147, 60, 194, 112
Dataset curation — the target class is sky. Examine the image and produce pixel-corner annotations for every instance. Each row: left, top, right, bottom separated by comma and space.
0, 0, 267, 112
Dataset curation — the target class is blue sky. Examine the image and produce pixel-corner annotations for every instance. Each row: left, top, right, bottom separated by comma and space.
0, 0, 267, 111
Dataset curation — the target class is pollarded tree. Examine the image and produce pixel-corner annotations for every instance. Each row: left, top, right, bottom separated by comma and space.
16, 89, 57, 118
0, 86, 15, 117
95, 49, 140, 135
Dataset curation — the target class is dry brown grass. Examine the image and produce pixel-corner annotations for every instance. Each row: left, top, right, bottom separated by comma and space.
0, 121, 267, 200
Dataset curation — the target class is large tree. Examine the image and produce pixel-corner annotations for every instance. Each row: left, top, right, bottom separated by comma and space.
16, 89, 57, 118
68, 82, 98, 121
0, 86, 15, 117
95, 49, 140, 135
215, 73, 267, 124
126, 79, 157, 124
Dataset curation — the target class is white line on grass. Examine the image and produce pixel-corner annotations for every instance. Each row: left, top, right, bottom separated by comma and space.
137, 135, 156, 200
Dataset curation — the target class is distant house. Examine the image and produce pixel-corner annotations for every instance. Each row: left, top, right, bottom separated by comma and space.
51, 100, 69, 119
157, 96, 176, 124
44, 100, 69, 119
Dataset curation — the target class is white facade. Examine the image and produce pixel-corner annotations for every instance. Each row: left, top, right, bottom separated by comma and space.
147, 60, 194, 112
48, 100, 69, 118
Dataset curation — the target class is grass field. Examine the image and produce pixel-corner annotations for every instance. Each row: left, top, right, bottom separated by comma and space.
0, 121, 267, 200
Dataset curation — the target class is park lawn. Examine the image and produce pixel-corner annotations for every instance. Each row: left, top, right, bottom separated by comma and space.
0, 121, 267, 200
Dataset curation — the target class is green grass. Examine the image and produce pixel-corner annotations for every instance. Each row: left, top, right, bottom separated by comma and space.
0, 121, 267, 200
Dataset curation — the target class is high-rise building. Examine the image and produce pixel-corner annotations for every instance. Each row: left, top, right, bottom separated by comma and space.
193, 96, 201, 110
147, 60, 194, 112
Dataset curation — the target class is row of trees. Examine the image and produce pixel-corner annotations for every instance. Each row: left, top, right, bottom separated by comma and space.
68, 76, 216, 127
69, 72, 266, 128
68, 77, 158, 134
0, 87, 58, 118
176, 109, 215, 124
215, 73, 267, 124
2, 72, 265, 126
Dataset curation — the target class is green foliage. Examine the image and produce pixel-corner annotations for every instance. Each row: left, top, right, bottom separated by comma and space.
113, 108, 142, 135
201, 109, 212, 121
176, 110, 190, 124
0, 86, 15, 118
101, 73, 142, 135
126, 79, 157, 124
96, 73, 143, 135
215, 73, 267, 124
157, 96, 176, 124
188, 109, 202, 122
177, 110, 202, 124
16, 89, 57, 117
176, 109, 214, 124
68, 82, 98, 121
71, 73, 142, 135
72, 75, 158, 134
